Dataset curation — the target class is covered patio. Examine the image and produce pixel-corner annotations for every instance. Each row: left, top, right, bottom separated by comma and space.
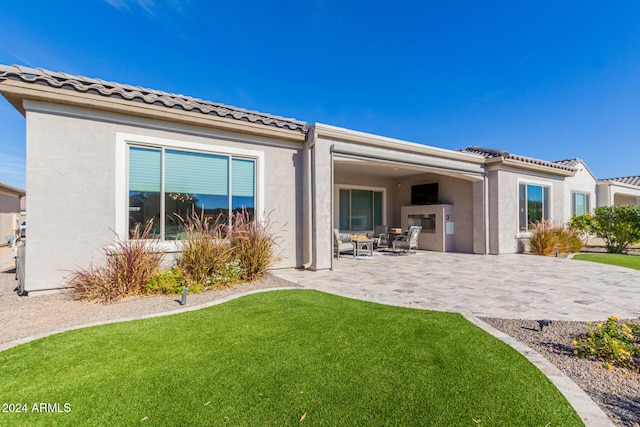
333, 155, 485, 255
302, 122, 488, 270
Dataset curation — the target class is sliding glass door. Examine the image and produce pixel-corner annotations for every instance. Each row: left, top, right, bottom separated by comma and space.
339, 189, 383, 231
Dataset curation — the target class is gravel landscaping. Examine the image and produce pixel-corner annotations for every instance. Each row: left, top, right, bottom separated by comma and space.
0, 268, 300, 347
482, 317, 640, 427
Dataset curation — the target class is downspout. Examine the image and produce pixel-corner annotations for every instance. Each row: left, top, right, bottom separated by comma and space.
302, 128, 317, 269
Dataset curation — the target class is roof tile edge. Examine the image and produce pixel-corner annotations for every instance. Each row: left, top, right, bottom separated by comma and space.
0, 64, 308, 134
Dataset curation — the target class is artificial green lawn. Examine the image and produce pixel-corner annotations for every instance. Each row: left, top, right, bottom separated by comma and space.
0, 290, 582, 426
573, 253, 640, 270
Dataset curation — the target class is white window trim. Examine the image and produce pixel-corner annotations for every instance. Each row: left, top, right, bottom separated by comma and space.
334, 184, 387, 230
515, 179, 553, 238
115, 132, 264, 246
570, 190, 591, 216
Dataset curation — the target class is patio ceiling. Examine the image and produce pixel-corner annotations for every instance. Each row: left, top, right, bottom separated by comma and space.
333, 156, 483, 181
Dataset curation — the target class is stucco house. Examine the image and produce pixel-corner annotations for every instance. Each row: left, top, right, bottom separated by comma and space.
0, 64, 635, 294
0, 181, 25, 244
596, 176, 640, 207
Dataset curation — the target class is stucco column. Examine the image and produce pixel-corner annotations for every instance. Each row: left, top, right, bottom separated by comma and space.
472, 179, 487, 254
308, 136, 334, 270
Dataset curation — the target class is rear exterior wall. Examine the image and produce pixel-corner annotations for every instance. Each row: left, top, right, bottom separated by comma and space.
24, 103, 303, 292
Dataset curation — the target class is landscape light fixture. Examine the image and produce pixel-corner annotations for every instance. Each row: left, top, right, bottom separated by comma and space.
537, 319, 552, 332
180, 286, 188, 305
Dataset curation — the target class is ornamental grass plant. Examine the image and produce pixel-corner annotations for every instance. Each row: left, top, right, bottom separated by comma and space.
528, 220, 584, 256
177, 210, 234, 290
69, 221, 164, 303
228, 209, 281, 282
70, 210, 282, 302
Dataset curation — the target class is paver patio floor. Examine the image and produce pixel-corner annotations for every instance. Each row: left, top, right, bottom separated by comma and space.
272, 251, 640, 321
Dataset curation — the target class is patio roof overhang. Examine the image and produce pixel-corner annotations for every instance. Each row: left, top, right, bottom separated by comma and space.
312, 123, 487, 180
332, 146, 486, 181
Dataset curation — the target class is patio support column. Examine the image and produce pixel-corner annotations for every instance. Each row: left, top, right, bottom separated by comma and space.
472, 178, 487, 254
304, 126, 333, 271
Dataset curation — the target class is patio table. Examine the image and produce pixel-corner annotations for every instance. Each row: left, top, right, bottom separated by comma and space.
351, 238, 374, 257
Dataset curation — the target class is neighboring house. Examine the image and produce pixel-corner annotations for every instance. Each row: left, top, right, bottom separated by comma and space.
596, 176, 640, 207
0, 64, 636, 294
0, 181, 25, 245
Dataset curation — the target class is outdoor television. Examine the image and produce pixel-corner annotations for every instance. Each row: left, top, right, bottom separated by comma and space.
411, 183, 438, 205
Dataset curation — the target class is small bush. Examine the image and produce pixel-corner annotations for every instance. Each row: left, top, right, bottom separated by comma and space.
555, 226, 584, 254
145, 267, 184, 294
211, 260, 243, 286
570, 316, 640, 371
69, 222, 164, 303
528, 220, 584, 256
571, 205, 640, 254
228, 209, 281, 282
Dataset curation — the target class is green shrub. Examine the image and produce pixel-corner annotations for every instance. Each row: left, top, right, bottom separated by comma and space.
570, 316, 640, 371
228, 209, 281, 282
211, 260, 243, 286
69, 222, 164, 303
145, 267, 184, 294
528, 221, 584, 256
555, 226, 584, 254
571, 205, 640, 254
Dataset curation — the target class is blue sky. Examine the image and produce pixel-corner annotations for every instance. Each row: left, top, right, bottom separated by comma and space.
1, 1, 639, 190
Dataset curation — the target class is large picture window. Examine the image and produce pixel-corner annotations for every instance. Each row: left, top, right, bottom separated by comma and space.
572, 192, 590, 217
339, 189, 383, 231
518, 183, 550, 231
128, 145, 255, 239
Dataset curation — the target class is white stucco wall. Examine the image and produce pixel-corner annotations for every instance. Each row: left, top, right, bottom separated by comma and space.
488, 167, 565, 254
561, 161, 596, 221
596, 183, 640, 207
0, 191, 22, 242
308, 135, 334, 271
24, 103, 303, 292
614, 194, 640, 205
0, 190, 21, 213
394, 173, 479, 253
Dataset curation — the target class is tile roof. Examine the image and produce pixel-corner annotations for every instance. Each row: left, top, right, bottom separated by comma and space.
458, 146, 576, 172
0, 181, 25, 196
598, 176, 640, 187
0, 64, 308, 133
553, 158, 583, 168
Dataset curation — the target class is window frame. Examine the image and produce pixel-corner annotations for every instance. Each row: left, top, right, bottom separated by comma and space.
335, 184, 386, 232
116, 133, 264, 244
571, 191, 590, 217
517, 181, 552, 232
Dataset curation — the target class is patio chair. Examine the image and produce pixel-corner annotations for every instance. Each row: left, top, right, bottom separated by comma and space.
333, 228, 353, 258
371, 225, 389, 250
392, 226, 422, 253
